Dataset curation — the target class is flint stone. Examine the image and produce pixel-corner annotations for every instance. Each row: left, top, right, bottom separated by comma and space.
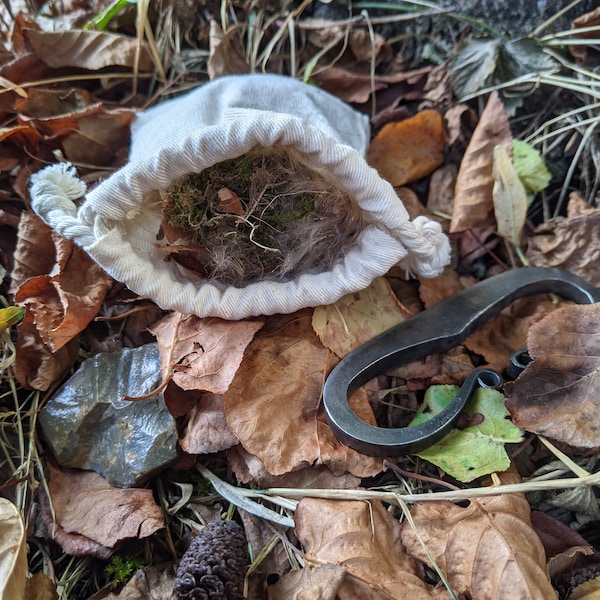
39, 343, 178, 488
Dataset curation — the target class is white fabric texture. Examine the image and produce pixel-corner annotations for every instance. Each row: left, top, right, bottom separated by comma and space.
30, 73, 451, 319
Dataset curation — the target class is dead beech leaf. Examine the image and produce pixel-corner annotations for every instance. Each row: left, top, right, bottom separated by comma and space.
13, 307, 79, 391
228, 445, 360, 489
222, 311, 383, 478
13, 232, 113, 352
179, 393, 239, 455
25, 29, 153, 71
505, 302, 600, 452
312, 277, 411, 358
530, 511, 598, 579
24, 572, 58, 600
527, 192, 600, 286
400, 470, 556, 599
41, 463, 164, 558
207, 20, 250, 80
292, 499, 450, 599
150, 312, 263, 394
312, 65, 430, 105
492, 144, 527, 246
268, 563, 346, 600
450, 91, 512, 233
367, 109, 445, 186
569, 577, 600, 600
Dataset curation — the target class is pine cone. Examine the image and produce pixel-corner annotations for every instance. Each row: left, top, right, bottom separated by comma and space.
175, 520, 249, 600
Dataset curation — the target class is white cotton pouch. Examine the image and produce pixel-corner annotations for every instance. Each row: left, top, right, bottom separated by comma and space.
29, 73, 451, 320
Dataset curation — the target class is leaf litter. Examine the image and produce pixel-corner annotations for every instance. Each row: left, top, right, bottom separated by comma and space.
1, 1, 600, 599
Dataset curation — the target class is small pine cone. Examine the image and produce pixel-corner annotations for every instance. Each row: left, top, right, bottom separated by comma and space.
175, 520, 249, 600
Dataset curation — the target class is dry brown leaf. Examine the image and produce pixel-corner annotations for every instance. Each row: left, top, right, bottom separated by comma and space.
570, 7, 600, 66
104, 564, 177, 600
12, 212, 113, 354
268, 563, 347, 600
292, 498, 450, 599
207, 20, 250, 80
505, 302, 600, 452
531, 511, 598, 579
569, 576, 600, 600
527, 192, 600, 286
41, 463, 164, 559
0, 498, 26, 600
24, 572, 58, 600
150, 312, 263, 394
400, 470, 556, 599
312, 276, 411, 358
367, 110, 445, 186
312, 65, 430, 104
450, 91, 512, 233
222, 311, 383, 478
179, 393, 239, 454
25, 28, 153, 71
12, 307, 79, 391
229, 445, 360, 489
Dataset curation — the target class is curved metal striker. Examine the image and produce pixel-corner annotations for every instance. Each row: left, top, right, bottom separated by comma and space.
322, 267, 600, 456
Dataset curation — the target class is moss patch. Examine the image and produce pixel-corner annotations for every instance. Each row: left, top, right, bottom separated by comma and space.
157, 146, 364, 286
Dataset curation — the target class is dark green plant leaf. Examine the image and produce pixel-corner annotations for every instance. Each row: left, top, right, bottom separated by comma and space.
450, 37, 500, 98
450, 36, 557, 101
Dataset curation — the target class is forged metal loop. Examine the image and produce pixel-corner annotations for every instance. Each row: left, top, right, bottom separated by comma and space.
322, 267, 600, 456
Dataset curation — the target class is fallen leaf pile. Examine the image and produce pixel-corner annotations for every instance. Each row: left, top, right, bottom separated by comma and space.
1, 2, 600, 599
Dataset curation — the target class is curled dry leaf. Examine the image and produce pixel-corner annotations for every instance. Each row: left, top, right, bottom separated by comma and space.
150, 312, 263, 394
228, 444, 360, 489
400, 470, 556, 600
15, 88, 136, 166
0, 498, 26, 600
25, 28, 153, 71
505, 302, 600, 452
12, 307, 79, 391
450, 91, 512, 234
367, 109, 445, 187
222, 311, 383, 478
291, 498, 451, 599
12, 212, 113, 351
527, 192, 600, 286
40, 463, 164, 559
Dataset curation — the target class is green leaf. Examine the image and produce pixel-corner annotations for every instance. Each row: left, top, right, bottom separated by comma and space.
512, 139, 552, 200
0, 306, 24, 331
409, 386, 524, 483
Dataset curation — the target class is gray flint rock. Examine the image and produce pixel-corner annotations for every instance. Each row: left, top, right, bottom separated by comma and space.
39, 343, 178, 488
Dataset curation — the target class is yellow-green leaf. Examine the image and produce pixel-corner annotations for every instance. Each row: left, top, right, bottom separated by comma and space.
0, 307, 24, 331
492, 145, 528, 247
512, 139, 552, 199
410, 386, 524, 482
